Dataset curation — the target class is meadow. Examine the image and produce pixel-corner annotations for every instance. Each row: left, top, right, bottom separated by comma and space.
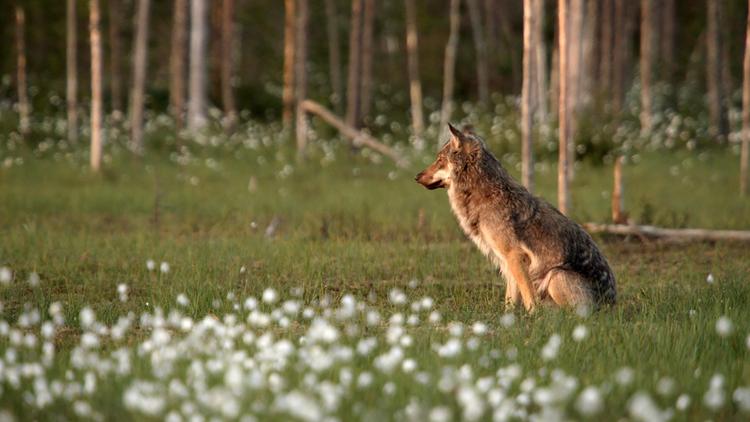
1, 115, 750, 421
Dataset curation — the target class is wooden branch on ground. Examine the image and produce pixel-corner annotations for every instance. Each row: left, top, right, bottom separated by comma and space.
300, 99, 409, 168
584, 223, 750, 242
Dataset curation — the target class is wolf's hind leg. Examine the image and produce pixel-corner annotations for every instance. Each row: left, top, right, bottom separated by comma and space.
504, 277, 521, 308
545, 269, 593, 308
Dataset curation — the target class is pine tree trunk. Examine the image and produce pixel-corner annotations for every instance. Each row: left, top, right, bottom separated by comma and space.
66, 0, 78, 143
612, 0, 632, 114
188, 0, 208, 130
640, 0, 654, 133
466, 0, 489, 103
741, 0, 750, 196
599, 0, 614, 95
108, 0, 124, 115
90, 0, 103, 171
295, 0, 309, 155
170, 0, 187, 128
130, 0, 150, 153
660, 0, 675, 83
706, 0, 728, 139
282, 0, 296, 130
567, 0, 582, 182
346, 0, 363, 129
404, 0, 424, 140
325, 0, 343, 113
522, 0, 535, 192
439, 0, 461, 141
483, 0, 497, 87
558, 0, 570, 215
612, 156, 625, 223
220, 0, 237, 127
15, 6, 30, 137
359, 0, 375, 123
534, 0, 547, 121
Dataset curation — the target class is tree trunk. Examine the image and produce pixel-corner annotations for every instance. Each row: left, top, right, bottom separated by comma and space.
188, 0, 208, 130
108, 0, 124, 115
483, 0, 497, 88
295, 0, 309, 155
640, 0, 654, 133
439, 0, 461, 142
405, 0, 424, 141
741, 0, 750, 196
324, 0, 343, 113
130, 0, 150, 154
558, 0, 570, 215
15, 6, 30, 137
567, 0, 583, 182
612, 0, 633, 115
522, 0, 535, 192
599, 0, 614, 96
220, 0, 237, 127
346, 0, 363, 129
66, 0, 78, 143
282, 0, 296, 130
660, 0, 675, 83
359, 0, 375, 123
90, 0, 103, 171
707, 0, 729, 139
534, 0, 547, 121
466, 0, 489, 103
612, 156, 625, 223
170, 0, 187, 128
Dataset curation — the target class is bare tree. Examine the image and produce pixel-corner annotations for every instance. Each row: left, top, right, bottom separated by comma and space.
742, 0, 750, 196
130, 0, 150, 153
558, 0, 570, 215
599, 0, 614, 94
188, 0, 208, 130
220, 0, 237, 127
660, 0, 675, 82
346, 0, 363, 129
67, 0, 78, 143
534, 0, 547, 120
522, 0, 535, 191
404, 0, 424, 140
324, 0, 343, 113
707, 0, 728, 139
612, 0, 634, 114
360, 0, 376, 122
466, 0, 489, 103
295, 0, 310, 154
90, 0, 104, 171
439, 0, 461, 139
108, 0, 124, 114
640, 0, 654, 133
15, 6, 30, 136
170, 0, 188, 128
283, 0, 296, 130
612, 156, 625, 223
567, 0, 583, 181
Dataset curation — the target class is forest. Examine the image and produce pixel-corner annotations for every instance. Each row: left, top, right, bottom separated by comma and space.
1, 0, 750, 420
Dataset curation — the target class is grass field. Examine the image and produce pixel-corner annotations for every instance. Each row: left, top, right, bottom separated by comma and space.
1, 133, 750, 420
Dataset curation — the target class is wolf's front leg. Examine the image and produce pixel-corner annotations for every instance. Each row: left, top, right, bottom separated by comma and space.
506, 253, 536, 312
504, 277, 521, 308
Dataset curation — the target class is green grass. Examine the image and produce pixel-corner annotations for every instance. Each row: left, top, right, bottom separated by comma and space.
1, 142, 750, 420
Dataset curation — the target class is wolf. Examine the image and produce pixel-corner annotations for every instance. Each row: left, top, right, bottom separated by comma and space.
415, 124, 616, 311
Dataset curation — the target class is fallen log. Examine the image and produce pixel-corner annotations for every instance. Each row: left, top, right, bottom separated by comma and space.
584, 223, 750, 242
300, 99, 409, 168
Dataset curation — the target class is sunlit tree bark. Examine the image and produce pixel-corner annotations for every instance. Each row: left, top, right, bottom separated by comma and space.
67, 0, 78, 143
90, 0, 104, 171
130, 0, 150, 153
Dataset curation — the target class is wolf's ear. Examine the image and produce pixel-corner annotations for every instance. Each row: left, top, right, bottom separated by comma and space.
448, 123, 463, 149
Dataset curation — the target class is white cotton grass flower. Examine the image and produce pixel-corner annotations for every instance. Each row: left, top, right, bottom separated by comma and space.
176, 293, 189, 307
79, 307, 95, 328
572, 324, 588, 342
429, 406, 452, 422
656, 377, 676, 397
703, 374, 726, 410
388, 288, 407, 305
500, 312, 515, 328
146, 259, 156, 271
472, 321, 488, 335
733, 387, 750, 413
706, 273, 715, 284
117, 283, 128, 302
615, 367, 635, 386
27, 272, 40, 287
541, 334, 562, 361
676, 394, 691, 411
629, 391, 674, 422
715, 316, 733, 337
0, 266, 12, 284
262, 288, 278, 304
576, 386, 604, 416
159, 261, 170, 274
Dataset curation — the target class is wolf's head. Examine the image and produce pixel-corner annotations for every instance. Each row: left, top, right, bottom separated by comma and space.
415, 123, 485, 190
